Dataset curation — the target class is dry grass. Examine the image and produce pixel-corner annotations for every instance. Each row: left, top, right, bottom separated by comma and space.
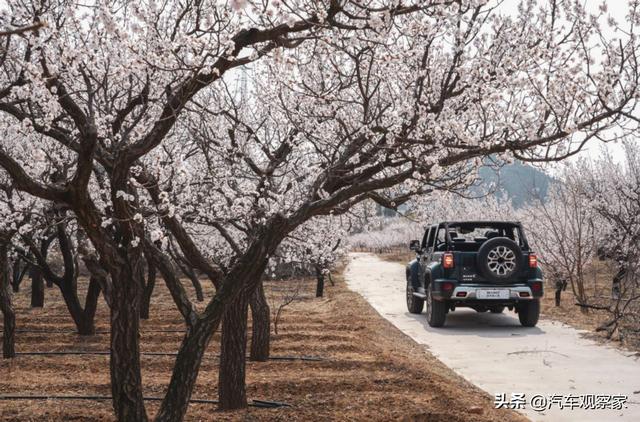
540, 261, 640, 352
371, 247, 415, 265
539, 261, 613, 332
0, 270, 527, 421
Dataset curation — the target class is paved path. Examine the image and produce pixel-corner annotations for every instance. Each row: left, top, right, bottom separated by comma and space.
345, 252, 640, 422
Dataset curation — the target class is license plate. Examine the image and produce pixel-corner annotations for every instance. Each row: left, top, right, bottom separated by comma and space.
477, 289, 510, 299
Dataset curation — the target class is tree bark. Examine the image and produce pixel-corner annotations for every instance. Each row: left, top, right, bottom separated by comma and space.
0, 242, 16, 358
79, 277, 101, 335
249, 282, 270, 361
109, 262, 147, 421
155, 217, 288, 421
11, 272, 20, 293
30, 266, 44, 308
10, 258, 23, 292
315, 264, 325, 298
172, 250, 204, 302
59, 282, 96, 335
32, 225, 101, 335
154, 316, 221, 422
141, 262, 156, 320
189, 273, 204, 302
219, 293, 250, 410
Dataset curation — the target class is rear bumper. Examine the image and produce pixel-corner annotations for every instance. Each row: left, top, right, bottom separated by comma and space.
451, 284, 534, 300
432, 280, 543, 301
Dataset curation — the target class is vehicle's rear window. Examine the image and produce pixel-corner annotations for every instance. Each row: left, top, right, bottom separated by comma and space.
447, 224, 524, 251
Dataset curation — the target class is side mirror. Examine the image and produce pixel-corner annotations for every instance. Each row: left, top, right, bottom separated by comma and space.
409, 240, 420, 252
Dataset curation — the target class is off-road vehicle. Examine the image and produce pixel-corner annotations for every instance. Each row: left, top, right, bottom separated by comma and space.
406, 221, 543, 327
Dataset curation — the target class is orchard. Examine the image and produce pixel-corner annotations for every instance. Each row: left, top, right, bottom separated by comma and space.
1, 1, 639, 421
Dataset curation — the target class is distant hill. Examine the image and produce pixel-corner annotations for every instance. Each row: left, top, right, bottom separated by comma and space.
477, 161, 553, 208
376, 160, 553, 217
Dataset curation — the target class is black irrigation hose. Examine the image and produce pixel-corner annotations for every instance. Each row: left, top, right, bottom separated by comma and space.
251, 399, 292, 408
269, 355, 324, 362
8, 329, 186, 334
14, 351, 324, 361
0, 395, 291, 408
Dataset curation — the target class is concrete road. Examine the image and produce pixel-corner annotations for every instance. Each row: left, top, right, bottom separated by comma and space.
345, 252, 640, 422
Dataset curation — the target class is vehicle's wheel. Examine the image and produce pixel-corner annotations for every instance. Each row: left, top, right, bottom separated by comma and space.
477, 237, 524, 283
425, 284, 447, 327
490, 306, 505, 314
406, 280, 424, 314
517, 299, 540, 327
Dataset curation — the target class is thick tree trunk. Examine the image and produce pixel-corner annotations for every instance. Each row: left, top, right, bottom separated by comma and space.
109, 263, 147, 421
11, 258, 28, 292
249, 282, 270, 361
11, 260, 21, 293
82, 254, 112, 308
154, 316, 221, 422
156, 219, 288, 421
156, 265, 262, 420
78, 277, 101, 335
219, 293, 250, 410
50, 276, 100, 336
0, 242, 15, 358
141, 263, 156, 320
30, 267, 44, 308
315, 265, 325, 298
60, 287, 93, 335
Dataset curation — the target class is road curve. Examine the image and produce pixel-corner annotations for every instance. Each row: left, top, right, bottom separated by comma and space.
345, 252, 640, 422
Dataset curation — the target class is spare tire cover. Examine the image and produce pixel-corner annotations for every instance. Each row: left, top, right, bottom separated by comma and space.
476, 237, 523, 283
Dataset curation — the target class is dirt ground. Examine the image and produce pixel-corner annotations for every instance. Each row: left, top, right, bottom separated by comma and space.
538, 261, 640, 352
538, 262, 612, 332
0, 269, 526, 421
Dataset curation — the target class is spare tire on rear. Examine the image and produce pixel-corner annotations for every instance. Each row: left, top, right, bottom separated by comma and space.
477, 237, 523, 283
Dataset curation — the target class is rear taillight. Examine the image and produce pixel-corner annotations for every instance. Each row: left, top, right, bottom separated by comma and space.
529, 253, 537, 268
531, 281, 542, 293
443, 252, 454, 269
442, 282, 454, 292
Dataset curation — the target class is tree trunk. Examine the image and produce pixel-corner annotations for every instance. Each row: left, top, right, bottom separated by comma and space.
141, 263, 156, 320
155, 219, 287, 421
219, 292, 250, 410
50, 276, 101, 336
0, 242, 16, 358
249, 282, 270, 361
154, 317, 221, 422
79, 277, 101, 335
30, 267, 44, 308
190, 274, 204, 302
10, 260, 19, 292
315, 265, 324, 298
174, 254, 204, 302
109, 263, 148, 421
11, 258, 28, 292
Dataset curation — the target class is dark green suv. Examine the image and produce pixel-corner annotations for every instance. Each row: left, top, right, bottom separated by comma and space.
406, 221, 543, 327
